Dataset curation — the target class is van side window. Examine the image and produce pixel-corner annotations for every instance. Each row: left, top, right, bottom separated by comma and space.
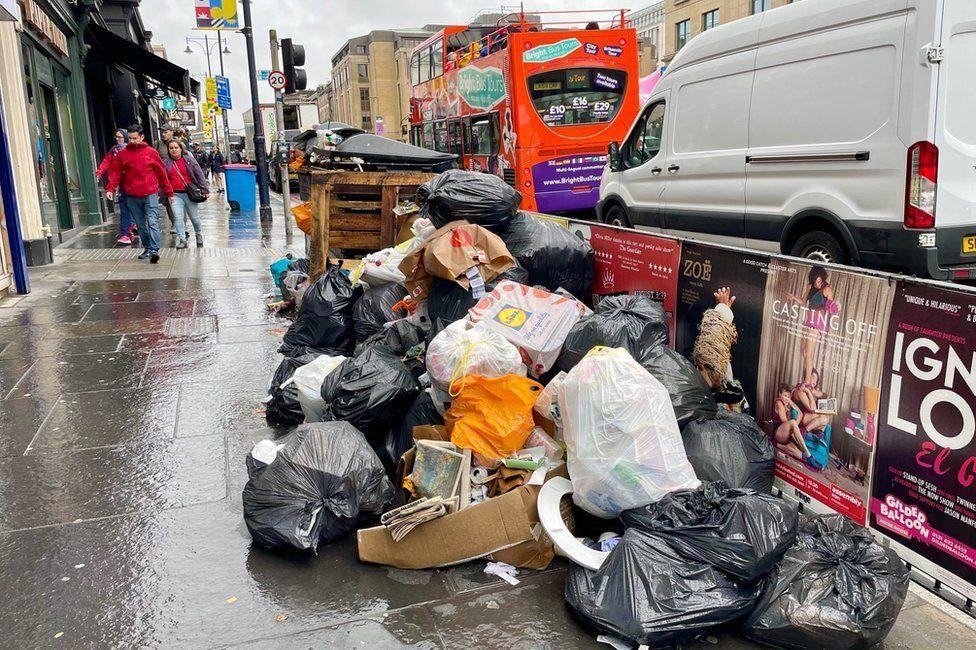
623, 101, 665, 169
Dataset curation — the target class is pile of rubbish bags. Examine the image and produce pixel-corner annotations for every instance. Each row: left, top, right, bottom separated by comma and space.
245, 170, 910, 647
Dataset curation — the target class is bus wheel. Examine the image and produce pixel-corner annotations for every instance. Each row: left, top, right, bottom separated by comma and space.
790, 230, 849, 266
604, 204, 632, 229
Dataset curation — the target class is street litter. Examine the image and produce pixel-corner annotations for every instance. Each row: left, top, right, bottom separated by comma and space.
741, 514, 910, 649
242, 422, 393, 552
251, 168, 913, 649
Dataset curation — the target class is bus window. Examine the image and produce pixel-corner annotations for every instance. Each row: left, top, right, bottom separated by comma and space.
433, 121, 448, 152
432, 46, 443, 78
422, 122, 434, 150
410, 125, 422, 147
409, 54, 419, 86
469, 114, 497, 155
419, 47, 431, 83
528, 68, 627, 126
447, 120, 462, 155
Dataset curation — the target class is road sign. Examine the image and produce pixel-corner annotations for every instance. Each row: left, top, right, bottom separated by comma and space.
267, 70, 287, 91
215, 75, 232, 110
161, 97, 177, 111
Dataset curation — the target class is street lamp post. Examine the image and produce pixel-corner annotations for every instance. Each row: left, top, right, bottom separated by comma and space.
241, 0, 272, 222
184, 34, 232, 154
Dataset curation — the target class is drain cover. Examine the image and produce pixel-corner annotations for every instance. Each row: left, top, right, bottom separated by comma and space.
164, 315, 218, 336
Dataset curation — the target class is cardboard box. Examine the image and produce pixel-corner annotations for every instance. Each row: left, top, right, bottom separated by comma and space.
358, 425, 570, 570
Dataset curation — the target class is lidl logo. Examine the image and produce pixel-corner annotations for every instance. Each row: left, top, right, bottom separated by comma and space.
494, 306, 530, 330
523, 38, 582, 63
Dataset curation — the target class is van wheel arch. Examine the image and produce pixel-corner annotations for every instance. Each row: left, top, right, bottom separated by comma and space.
782, 211, 858, 265
600, 197, 632, 228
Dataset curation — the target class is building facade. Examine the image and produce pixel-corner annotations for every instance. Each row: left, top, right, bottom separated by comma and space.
631, 1, 665, 75
663, 0, 798, 61
329, 27, 438, 141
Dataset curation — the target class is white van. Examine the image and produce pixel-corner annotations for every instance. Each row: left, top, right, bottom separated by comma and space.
599, 0, 976, 281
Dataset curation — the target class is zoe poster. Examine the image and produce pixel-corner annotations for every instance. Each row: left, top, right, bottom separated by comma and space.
871, 282, 976, 599
755, 260, 896, 524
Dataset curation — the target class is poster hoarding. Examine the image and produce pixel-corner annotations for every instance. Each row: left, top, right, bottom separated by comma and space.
754, 259, 896, 524
870, 282, 976, 600
569, 222, 680, 346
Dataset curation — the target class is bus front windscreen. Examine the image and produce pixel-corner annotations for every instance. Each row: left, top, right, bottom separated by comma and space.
528, 68, 627, 127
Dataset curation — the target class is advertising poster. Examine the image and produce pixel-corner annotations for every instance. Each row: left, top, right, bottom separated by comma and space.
755, 260, 896, 524
569, 222, 680, 345
871, 283, 976, 599
675, 243, 770, 412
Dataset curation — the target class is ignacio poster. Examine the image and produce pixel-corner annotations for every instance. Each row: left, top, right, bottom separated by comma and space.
755, 260, 896, 524
871, 282, 976, 600
569, 222, 680, 345
676, 242, 769, 412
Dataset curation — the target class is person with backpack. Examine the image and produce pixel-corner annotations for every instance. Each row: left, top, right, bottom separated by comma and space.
105, 124, 173, 264
164, 140, 209, 248
210, 148, 226, 193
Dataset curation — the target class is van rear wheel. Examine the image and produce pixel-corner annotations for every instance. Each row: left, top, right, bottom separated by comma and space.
790, 230, 849, 266
603, 204, 632, 228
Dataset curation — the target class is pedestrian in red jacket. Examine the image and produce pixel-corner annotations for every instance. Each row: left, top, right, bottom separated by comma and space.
95, 128, 136, 245
106, 124, 174, 264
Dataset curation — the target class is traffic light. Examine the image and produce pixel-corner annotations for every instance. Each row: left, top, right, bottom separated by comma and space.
281, 38, 307, 93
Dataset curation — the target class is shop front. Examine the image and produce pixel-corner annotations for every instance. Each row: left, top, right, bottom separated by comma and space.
19, 0, 99, 244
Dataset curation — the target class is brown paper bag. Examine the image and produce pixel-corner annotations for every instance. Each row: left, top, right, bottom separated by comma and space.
398, 220, 514, 302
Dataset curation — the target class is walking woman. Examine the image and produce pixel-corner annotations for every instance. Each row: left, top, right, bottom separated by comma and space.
96, 129, 136, 245
164, 140, 209, 248
210, 148, 226, 194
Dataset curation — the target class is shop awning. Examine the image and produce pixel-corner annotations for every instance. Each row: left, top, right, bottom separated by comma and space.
89, 24, 199, 98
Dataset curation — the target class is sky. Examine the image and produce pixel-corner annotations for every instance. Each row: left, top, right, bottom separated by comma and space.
140, 0, 639, 128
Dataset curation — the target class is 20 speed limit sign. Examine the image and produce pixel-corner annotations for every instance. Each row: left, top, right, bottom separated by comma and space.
268, 70, 287, 91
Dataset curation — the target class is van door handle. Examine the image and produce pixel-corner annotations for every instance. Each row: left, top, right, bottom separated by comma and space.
667, 165, 680, 173
651, 167, 662, 175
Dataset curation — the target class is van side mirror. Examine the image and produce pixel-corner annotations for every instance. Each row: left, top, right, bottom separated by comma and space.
608, 141, 621, 172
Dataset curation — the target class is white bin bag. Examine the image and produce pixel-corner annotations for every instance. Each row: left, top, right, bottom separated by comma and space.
425, 319, 524, 392
287, 354, 346, 422
558, 347, 699, 518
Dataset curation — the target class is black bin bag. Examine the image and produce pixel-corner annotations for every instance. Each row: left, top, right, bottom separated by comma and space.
279, 266, 361, 357
565, 526, 760, 647
498, 212, 595, 300
681, 410, 776, 492
352, 283, 408, 342
242, 422, 394, 552
741, 514, 910, 650
320, 346, 420, 441
418, 169, 521, 231
266, 353, 322, 426
622, 482, 799, 582
556, 295, 670, 372
375, 390, 445, 480
640, 345, 718, 429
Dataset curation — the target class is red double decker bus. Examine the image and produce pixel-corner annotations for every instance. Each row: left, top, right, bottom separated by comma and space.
408, 10, 640, 214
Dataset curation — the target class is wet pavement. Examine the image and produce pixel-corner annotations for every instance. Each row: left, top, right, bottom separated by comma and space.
2, 194, 975, 648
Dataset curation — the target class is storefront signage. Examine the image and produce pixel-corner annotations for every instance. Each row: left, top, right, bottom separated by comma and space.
20, 0, 68, 57
195, 0, 239, 30
523, 38, 581, 63
457, 65, 505, 111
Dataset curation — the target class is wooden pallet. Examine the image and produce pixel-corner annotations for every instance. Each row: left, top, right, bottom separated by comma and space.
305, 170, 435, 278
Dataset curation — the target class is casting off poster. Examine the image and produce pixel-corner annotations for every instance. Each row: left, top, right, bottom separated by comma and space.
569, 222, 680, 345
676, 243, 769, 412
871, 283, 976, 599
756, 260, 895, 524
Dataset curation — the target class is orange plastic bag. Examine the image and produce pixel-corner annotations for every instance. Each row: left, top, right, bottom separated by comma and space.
291, 202, 313, 235
446, 374, 543, 459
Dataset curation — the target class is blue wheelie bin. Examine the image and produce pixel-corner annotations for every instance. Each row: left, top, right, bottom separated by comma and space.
224, 164, 257, 212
